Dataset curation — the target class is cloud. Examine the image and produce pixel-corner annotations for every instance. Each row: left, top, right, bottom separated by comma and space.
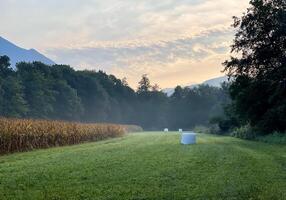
0, 0, 250, 87
46, 28, 233, 87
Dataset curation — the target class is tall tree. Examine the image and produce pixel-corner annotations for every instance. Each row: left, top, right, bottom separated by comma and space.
0, 76, 28, 117
0, 56, 28, 117
52, 80, 83, 121
17, 62, 56, 119
224, 0, 286, 133
0, 55, 230, 130
137, 74, 151, 93
0, 56, 12, 77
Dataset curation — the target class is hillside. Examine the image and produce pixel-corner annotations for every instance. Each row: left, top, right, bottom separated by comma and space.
0, 36, 55, 68
0, 132, 285, 200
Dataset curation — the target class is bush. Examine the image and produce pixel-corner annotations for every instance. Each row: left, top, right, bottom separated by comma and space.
0, 117, 125, 154
257, 132, 286, 144
208, 125, 222, 135
123, 125, 143, 133
193, 126, 210, 134
209, 115, 239, 134
231, 124, 256, 140
193, 125, 225, 135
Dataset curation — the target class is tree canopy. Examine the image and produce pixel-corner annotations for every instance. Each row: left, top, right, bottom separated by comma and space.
224, 0, 286, 133
0, 56, 228, 130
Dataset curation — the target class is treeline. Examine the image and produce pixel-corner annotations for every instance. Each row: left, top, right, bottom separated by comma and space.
0, 56, 228, 130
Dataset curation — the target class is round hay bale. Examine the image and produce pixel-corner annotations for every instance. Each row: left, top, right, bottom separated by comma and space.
181, 132, 196, 145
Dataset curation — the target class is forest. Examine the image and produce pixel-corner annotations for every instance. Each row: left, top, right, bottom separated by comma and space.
0, 56, 228, 130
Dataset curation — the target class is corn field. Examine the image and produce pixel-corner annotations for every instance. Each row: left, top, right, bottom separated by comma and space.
0, 118, 125, 154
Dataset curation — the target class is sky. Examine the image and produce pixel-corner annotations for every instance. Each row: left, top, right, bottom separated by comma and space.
0, 0, 249, 88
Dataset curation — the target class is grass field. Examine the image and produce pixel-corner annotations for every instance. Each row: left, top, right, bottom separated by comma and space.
0, 132, 285, 200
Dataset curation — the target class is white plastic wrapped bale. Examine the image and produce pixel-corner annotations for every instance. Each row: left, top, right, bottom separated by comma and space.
164, 128, 169, 132
181, 132, 196, 145
179, 129, 183, 132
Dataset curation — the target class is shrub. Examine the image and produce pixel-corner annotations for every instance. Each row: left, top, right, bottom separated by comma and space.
209, 115, 239, 134
257, 132, 286, 145
208, 125, 222, 135
193, 126, 210, 134
231, 124, 256, 140
0, 118, 125, 154
123, 125, 143, 133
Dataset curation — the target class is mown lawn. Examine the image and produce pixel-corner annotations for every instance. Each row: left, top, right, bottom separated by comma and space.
0, 132, 285, 200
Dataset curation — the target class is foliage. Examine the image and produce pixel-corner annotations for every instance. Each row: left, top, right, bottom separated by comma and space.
0, 117, 124, 154
0, 132, 285, 199
209, 115, 239, 134
208, 124, 222, 135
0, 55, 12, 76
137, 74, 151, 93
0, 76, 28, 117
257, 132, 286, 144
123, 125, 144, 133
224, 0, 286, 134
0, 56, 229, 130
230, 124, 257, 140
193, 125, 210, 134
168, 85, 228, 130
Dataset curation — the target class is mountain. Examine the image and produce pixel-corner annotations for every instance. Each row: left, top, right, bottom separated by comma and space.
202, 76, 228, 87
0, 36, 55, 68
162, 76, 228, 96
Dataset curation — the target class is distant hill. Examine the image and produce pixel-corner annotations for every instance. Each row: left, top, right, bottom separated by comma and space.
0, 36, 55, 68
202, 76, 228, 87
163, 76, 228, 96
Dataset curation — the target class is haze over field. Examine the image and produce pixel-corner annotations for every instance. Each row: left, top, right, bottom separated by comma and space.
0, 0, 249, 88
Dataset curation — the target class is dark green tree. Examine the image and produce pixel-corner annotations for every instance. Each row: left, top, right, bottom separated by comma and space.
0, 76, 28, 117
17, 62, 55, 119
224, 0, 286, 133
0, 55, 230, 130
0, 56, 12, 76
52, 80, 83, 121
137, 74, 151, 93
0, 56, 28, 117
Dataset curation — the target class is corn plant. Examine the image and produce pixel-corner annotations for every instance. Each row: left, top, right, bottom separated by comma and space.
0, 118, 125, 154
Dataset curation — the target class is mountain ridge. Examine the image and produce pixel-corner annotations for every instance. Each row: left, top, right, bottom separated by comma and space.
162, 76, 228, 96
0, 36, 55, 68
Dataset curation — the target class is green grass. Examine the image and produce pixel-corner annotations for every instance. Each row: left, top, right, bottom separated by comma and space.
0, 132, 285, 200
